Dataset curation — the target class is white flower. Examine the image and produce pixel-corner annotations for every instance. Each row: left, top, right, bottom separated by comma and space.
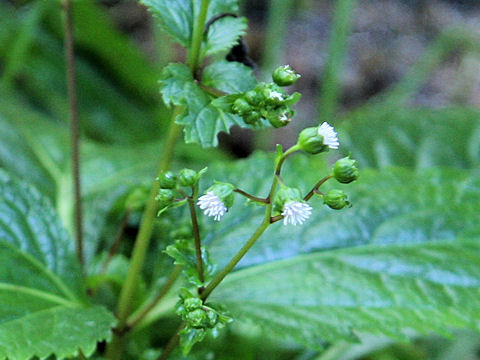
282, 201, 312, 226
269, 90, 284, 101
197, 191, 227, 221
317, 122, 339, 149
279, 112, 289, 124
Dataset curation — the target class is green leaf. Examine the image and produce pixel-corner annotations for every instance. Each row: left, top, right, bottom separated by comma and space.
202, 60, 256, 94
176, 82, 247, 147
142, 0, 245, 56
0, 171, 116, 359
160, 63, 194, 107
196, 153, 480, 347
339, 107, 480, 169
203, 16, 247, 56
212, 240, 480, 349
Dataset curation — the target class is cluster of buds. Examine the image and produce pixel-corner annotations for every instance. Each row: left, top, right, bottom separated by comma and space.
155, 168, 206, 212
231, 65, 301, 128
176, 290, 231, 332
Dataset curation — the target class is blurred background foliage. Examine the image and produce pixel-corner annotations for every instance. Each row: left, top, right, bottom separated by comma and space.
1, 0, 480, 359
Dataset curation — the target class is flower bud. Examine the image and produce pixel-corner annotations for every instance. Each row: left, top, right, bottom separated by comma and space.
267, 107, 293, 128
232, 97, 251, 114
323, 189, 351, 210
274, 187, 302, 213
186, 309, 207, 328
184, 297, 203, 312
206, 310, 219, 328
272, 65, 301, 86
157, 171, 177, 189
297, 122, 339, 154
155, 188, 175, 208
333, 157, 359, 184
244, 90, 262, 106
297, 127, 329, 154
244, 110, 261, 125
179, 168, 198, 187
208, 183, 235, 208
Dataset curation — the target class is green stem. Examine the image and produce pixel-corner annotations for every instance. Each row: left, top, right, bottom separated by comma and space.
106, 109, 182, 360
187, 0, 211, 76
201, 215, 270, 300
126, 265, 183, 330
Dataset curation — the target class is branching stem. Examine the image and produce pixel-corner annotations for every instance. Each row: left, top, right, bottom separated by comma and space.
187, 196, 205, 285
234, 188, 268, 204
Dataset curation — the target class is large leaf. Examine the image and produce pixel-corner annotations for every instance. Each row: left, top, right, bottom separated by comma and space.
192, 153, 480, 347
338, 106, 480, 169
0, 171, 115, 359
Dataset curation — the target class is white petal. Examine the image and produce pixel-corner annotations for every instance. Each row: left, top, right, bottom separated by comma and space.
317, 122, 339, 149
281, 201, 312, 226
197, 192, 227, 221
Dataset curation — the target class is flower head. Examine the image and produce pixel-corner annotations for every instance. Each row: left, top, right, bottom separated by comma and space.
197, 192, 227, 221
317, 122, 339, 149
269, 90, 284, 101
282, 201, 312, 226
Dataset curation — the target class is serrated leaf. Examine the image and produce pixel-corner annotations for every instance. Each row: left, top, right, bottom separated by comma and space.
203, 16, 247, 56
0, 171, 116, 359
202, 60, 256, 94
339, 106, 480, 169
142, 0, 245, 56
159, 63, 193, 107
212, 240, 480, 349
175, 82, 247, 147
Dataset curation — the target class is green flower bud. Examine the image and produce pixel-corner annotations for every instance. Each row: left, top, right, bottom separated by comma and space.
157, 171, 177, 189
155, 188, 175, 207
333, 157, 359, 184
272, 65, 301, 86
207, 183, 235, 208
244, 110, 261, 125
232, 98, 251, 114
297, 127, 329, 154
267, 107, 294, 128
297, 122, 339, 154
184, 297, 203, 312
244, 90, 262, 106
264, 87, 285, 106
206, 310, 219, 328
186, 309, 207, 328
323, 189, 351, 210
179, 168, 198, 187
273, 187, 302, 214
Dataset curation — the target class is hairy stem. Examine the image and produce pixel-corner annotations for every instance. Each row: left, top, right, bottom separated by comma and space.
62, 0, 83, 269
187, 0, 211, 76
188, 196, 205, 285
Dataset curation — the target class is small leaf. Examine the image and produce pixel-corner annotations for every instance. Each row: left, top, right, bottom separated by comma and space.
203, 16, 247, 56
159, 63, 193, 107
141, 0, 193, 47
175, 82, 247, 147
